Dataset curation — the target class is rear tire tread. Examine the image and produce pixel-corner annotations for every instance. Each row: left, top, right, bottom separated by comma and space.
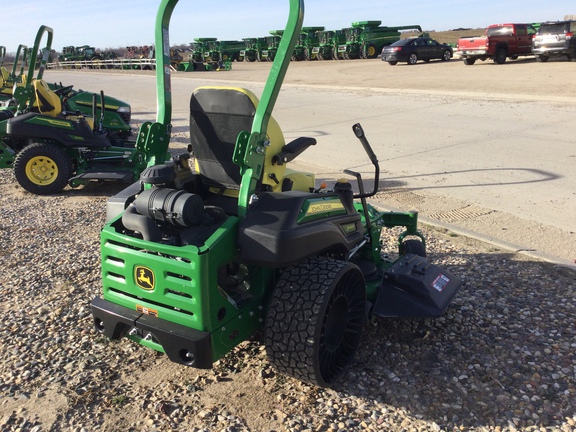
265, 256, 365, 387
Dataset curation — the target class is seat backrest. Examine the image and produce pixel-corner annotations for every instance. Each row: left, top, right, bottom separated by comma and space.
0, 67, 9, 82
189, 86, 287, 191
32, 79, 62, 117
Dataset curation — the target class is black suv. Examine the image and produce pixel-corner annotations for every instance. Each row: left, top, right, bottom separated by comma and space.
532, 20, 576, 62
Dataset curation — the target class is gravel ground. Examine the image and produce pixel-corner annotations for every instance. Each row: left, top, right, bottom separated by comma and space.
0, 164, 575, 432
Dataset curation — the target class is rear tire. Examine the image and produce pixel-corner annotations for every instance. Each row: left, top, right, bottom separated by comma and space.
463, 57, 476, 65
407, 53, 418, 65
536, 55, 549, 63
388, 61, 398, 65
265, 257, 366, 387
13, 143, 72, 195
494, 47, 507, 64
442, 50, 452, 61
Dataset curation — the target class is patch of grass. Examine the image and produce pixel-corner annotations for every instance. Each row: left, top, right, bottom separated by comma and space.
110, 394, 128, 406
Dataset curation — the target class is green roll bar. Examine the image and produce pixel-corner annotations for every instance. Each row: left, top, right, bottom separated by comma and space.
153, 0, 304, 217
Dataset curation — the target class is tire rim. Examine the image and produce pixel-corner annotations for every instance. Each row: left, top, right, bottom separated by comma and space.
25, 155, 58, 186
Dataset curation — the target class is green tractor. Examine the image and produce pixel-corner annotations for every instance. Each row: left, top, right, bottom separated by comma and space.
312, 29, 347, 60
0, 26, 156, 195
261, 31, 282, 61
188, 40, 208, 63
58, 45, 102, 64
338, 21, 422, 59
90, 0, 463, 388
291, 26, 324, 61
240, 37, 267, 62
190, 37, 217, 63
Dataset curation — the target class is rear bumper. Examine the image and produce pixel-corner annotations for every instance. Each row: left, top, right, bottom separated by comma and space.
91, 296, 213, 368
381, 53, 405, 62
532, 47, 573, 56
458, 49, 488, 56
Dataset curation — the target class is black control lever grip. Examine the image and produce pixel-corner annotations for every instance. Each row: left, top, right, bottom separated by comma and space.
352, 123, 378, 164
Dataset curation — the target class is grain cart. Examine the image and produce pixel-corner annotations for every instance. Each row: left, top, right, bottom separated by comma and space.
240, 37, 267, 62
90, 0, 463, 388
312, 29, 346, 60
261, 31, 282, 61
338, 21, 422, 59
292, 26, 324, 60
0, 26, 160, 195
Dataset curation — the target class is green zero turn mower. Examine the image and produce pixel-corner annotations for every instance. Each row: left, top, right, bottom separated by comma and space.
0, 26, 138, 195
90, 0, 463, 387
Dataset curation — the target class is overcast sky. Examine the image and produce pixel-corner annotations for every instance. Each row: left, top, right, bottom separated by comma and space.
2, 1, 573, 53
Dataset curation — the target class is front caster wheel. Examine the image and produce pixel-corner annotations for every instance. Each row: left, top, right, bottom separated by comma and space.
265, 256, 366, 387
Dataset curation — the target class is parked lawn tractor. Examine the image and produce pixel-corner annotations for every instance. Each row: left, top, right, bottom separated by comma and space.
0, 26, 157, 195
90, 0, 463, 387
46, 83, 132, 139
0, 44, 31, 103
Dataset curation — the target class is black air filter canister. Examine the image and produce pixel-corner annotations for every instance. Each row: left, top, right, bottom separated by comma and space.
135, 188, 204, 228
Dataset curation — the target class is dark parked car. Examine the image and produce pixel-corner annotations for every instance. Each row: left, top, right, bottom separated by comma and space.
381, 37, 453, 65
532, 20, 576, 62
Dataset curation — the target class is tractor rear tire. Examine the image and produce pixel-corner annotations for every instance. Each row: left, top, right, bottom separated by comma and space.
332, 49, 339, 60
265, 256, 366, 388
13, 143, 72, 195
365, 43, 378, 59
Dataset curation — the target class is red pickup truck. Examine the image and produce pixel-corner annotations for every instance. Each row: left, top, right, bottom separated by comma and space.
457, 23, 537, 65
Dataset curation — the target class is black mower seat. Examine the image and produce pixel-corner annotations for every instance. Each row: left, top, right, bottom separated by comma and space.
189, 86, 315, 196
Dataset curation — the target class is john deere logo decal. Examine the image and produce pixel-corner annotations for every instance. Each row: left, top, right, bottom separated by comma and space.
135, 266, 155, 290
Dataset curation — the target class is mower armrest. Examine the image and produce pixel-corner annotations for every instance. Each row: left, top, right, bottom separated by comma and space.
272, 136, 316, 165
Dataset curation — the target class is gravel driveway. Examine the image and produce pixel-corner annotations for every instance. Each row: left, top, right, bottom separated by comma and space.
0, 164, 574, 431
1, 52, 576, 432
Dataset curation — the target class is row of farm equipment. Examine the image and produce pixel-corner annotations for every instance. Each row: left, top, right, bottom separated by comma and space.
44, 20, 423, 71
182, 21, 423, 64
